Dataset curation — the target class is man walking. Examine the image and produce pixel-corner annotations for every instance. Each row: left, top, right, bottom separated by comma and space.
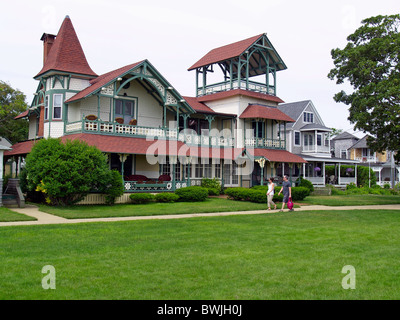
278, 175, 293, 212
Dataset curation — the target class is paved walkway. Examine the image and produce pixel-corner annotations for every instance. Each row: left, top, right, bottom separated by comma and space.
1, 203, 400, 227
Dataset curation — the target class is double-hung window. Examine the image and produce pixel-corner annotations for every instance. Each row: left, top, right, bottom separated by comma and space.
44, 95, 49, 120
294, 131, 301, 146
53, 94, 63, 119
303, 112, 314, 123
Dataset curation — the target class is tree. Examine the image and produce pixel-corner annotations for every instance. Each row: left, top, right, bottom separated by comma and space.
328, 14, 400, 162
0, 80, 29, 144
24, 138, 122, 206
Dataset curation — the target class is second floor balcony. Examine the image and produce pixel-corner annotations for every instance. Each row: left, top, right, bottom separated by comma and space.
65, 118, 236, 148
197, 79, 275, 97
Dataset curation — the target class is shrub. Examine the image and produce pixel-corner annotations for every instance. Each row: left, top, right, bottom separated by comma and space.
175, 186, 208, 202
201, 177, 222, 195
129, 193, 155, 204
346, 182, 358, 190
155, 193, 180, 203
207, 187, 220, 196
297, 177, 314, 192
24, 138, 113, 206
226, 186, 309, 203
104, 170, 124, 205
383, 184, 391, 189
225, 187, 252, 201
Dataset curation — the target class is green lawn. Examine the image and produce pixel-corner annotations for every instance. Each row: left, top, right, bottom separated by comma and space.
0, 207, 36, 222
37, 197, 274, 219
0, 210, 399, 299
300, 194, 400, 206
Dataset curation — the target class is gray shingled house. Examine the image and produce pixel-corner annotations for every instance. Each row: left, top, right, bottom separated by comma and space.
277, 100, 358, 186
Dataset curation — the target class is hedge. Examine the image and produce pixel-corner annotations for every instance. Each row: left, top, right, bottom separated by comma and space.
154, 193, 180, 203
129, 193, 155, 204
175, 186, 209, 202
225, 186, 310, 203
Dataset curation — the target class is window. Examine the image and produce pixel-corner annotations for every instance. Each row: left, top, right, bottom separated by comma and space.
252, 121, 264, 138
115, 99, 135, 124
341, 150, 347, 159
203, 160, 212, 178
294, 131, 301, 146
303, 112, 314, 123
53, 94, 62, 119
44, 95, 49, 120
214, 163, 221, 178
304, 134, 313, 146
195, 162, 203, 178
317, 134, 322, 146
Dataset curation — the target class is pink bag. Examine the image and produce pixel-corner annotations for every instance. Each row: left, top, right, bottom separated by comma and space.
287, 197, 294, 210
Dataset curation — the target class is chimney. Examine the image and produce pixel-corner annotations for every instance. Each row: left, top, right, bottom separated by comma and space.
40, 33, 56, 65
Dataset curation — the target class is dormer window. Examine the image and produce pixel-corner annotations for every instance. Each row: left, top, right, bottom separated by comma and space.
303, 112, 314, 123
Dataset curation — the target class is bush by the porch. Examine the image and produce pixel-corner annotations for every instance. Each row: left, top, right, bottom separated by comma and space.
296, 177, 314, 193
175, 186, 208, 202
104, 170, 124, 205
129, 193, 155, 204
154, 193, 180, 203
201, 177, 222, 195
24, 138, 120, 206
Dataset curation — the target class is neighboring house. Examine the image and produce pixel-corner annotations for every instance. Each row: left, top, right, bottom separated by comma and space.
278, 100, 358, 186
4, 16, 306, 199
331, 132, 359, 159
349, 135, 400, 187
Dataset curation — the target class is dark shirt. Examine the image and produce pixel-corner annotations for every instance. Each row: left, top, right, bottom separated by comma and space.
282, 180, 291, 195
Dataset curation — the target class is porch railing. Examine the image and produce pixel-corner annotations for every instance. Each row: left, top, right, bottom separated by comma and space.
65, 119, 235, 147
197, 80, 275, 96
302, 145, 330, 154
244, 137, 285, 149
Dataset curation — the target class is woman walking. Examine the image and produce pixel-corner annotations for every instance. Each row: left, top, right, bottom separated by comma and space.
267, 178, 277, 210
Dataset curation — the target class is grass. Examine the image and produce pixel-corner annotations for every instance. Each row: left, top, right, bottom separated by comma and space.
0, 207, 36, 222
300, 194, 400, 206
0, 209, 400, 299
37, 197, 275, 219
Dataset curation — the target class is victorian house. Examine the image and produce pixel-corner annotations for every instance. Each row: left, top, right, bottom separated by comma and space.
5, 16, 306, 200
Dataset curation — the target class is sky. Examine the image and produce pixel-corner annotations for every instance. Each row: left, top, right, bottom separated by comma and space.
1, 0, 399, 136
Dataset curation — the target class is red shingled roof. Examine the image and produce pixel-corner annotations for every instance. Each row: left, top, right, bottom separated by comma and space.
4, 140, 38, 157
251, 148, 307, 164
240, 104, 294, 122
35, 16, 97, 79
65, 61, 144, 103
188, 34, 263, 70
14, 110, 29, 120
197, 89, 284, 104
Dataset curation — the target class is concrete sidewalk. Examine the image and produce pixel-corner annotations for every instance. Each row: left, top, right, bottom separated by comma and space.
1, 203, 400, 227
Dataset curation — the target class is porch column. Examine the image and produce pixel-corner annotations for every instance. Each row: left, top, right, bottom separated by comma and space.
256, 158, 266, 186
288, 163, 293, 185
170, 156, 177, 190
379, 168, 382, 186
303, 163, 306, 179
119, 154, 128, 180
315, 130, 318, 153
270, 162, 275, 178
282, 162, 285, 177
322, 162, 326, 186
355, 164, 358, 186
338, 163, 341, 186
205, 115, 215, 146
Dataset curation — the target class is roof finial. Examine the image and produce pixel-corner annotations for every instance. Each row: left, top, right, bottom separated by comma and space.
65, 15, 70, 19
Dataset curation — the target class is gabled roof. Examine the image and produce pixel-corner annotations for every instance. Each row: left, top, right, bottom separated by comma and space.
240, 104, 294, 122
197, 89, 284, 104
65, 61, 144, 103
332, 132, 359, 141
349, 135, 373, 150
188, 34, 263, 71
277, 100, 310, 123
35, 16, 97, 79
14, 110, 29, 120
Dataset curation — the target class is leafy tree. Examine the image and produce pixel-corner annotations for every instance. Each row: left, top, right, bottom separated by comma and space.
0, 80, 29, 143
24, 138, 121, 206
328, 14, 400, 162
